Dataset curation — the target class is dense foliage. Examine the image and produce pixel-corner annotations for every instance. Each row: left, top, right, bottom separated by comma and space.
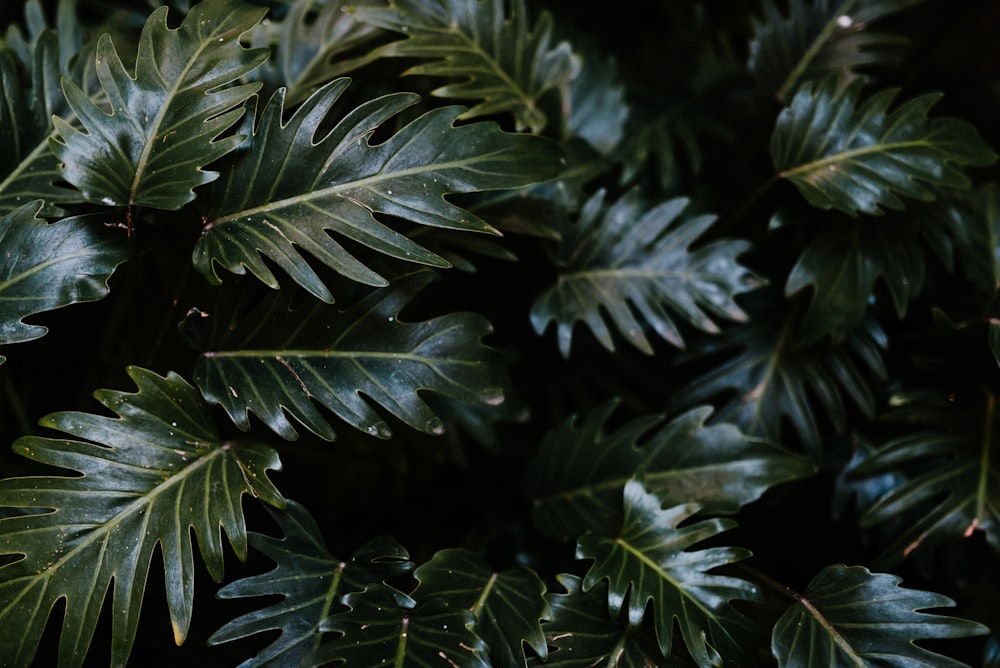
1, 0, 999, 665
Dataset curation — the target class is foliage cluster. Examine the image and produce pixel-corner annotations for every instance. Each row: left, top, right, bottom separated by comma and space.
1, 0, 1000, 666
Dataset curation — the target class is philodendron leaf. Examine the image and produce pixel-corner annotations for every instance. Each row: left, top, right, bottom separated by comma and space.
529, 575, 690, 668
526, 399, 814, 542
194, 78, 563, 302
749, 0, 924, 102
530, 188, 761, 357
414, 548, 549, 667
349, 0, 579, 133
50, 0, 268, 210
181, 271, 505, 441
578, 479, 760, 667
855, 389, 1000, 565
307, 583, 490, 667
210, 500, 413, 668
772, 564, 988, 667
0, 201, 126, 363
0, 366, 284, 668
772, 76, 997, 217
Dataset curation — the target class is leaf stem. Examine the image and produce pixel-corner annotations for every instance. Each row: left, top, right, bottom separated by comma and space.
718, 175, 779, 236
774, 1, 852, 102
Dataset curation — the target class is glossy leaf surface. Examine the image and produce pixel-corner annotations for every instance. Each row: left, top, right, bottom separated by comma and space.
0, 367, 284, 667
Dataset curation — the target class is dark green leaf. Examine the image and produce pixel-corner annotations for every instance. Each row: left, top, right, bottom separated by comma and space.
530, 189, 762, 357
0, 366, 284, 667
182, 271, 506, 441
526, 399, 814, 542
349, 0, 579, 133
749, 0, 924, 101
414, 548, 549, 666
308, 583, 490, 667
565, 48, 628, 154
0, 201, 126, 363
578, 479, 760, 668
194, 78, 563, 301
772, 564, 988, 667
772, 76, 997, 217
856, 389, 1000, 565
210, 500, 413, 668
50, 0, 267, 209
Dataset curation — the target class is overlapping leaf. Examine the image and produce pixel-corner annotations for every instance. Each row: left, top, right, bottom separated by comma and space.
772, 76, 997, 217
530, 189, 761, 357
194, 78, 563, 301
772, 564, 987, 667
529, 575, 689, 668
578, 479, 760, 667
308, 583, 490, 667
749, 0, 924, 101
0, 366, 284, 667
210, 500, 413, 668
50, 0, 267, 210
855, 389, 1000, 565
526, 399, 813, 542
414, 548, 549, 667
0, 201, 126, 362
181, 271, 506, 441
349, 0, 579, 133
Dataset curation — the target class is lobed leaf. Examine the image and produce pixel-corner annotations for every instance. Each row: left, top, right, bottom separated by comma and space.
578, 479, 760, 667
772, 564, 988, 667
210, 500, 413, 668
194, 78, 563, 301
526, 399, 814, 542
772, 75, 997, 217
0, 366, 284, 667
181, 271, 506, 441
50, 0, 268, 210
530, 189, 762, 357
0, 201, 126, 363
349, 0, 579, 133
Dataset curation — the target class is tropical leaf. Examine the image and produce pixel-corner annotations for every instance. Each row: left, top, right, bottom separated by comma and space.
564, 46, 628, 154
348, 0, 579, 133
413, 548, 549, 667
180, 271, 506, 441
0, 366, 284, 667
749, 0, 925, 102
0, 201, 126, 363
194, 78, 563, 302
577, 479, 760, 668
772, 75, 997, 217
307, 583, 490, 667
772, 563, 988, 667
530, 188, 762, 357
529, 574, 691, 668
671, 290, 888, 455
855, 388, 1000, 565
526, 399, 814, 542
209, 500, 413, 668
49, 0, 268, 210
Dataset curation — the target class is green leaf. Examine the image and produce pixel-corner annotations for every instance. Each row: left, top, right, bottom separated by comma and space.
564, 47, 628, 154
0, 366, 284, 668
529, 574, 691, 668
749, 0, 924, 102
0, 201, 126, 363
414, 548, 549, 667
578, 479, 760, 668
530, 189, 762, 357
772, 76, 997, 217
181, 271, 506, 441
308, 583, 490, 667
349, 0, 579, 133
855, 389, 1000, 565
49, 0, 267, 210
194, 78, 563, 301
772, 564, 988, 667
209, 500, 413, 668
526, 399, 814, 542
